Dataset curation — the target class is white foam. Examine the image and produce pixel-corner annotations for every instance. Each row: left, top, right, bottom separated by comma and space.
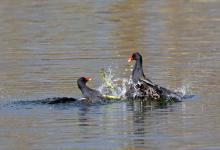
175, 83, 192, 96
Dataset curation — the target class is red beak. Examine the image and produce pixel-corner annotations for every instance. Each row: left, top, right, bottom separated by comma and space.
128, 55, 133, 62
85, 77, 92, 81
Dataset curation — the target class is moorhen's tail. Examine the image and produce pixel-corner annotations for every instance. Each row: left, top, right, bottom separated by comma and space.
154, 85, 183, 101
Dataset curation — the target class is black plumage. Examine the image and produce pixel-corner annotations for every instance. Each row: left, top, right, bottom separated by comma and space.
42, 77, 104, 104
77, 77, 104, 102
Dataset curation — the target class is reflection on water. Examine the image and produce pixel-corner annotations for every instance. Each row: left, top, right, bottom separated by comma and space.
0, 0, 220, 150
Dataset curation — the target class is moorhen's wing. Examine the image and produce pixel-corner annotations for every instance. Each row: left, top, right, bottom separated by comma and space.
141, 78, 156, 87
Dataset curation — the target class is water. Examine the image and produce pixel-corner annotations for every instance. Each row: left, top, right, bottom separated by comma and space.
0, 0, 220, 149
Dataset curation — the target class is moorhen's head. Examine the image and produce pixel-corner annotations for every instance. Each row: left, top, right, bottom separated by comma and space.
77, 77, 92, 86
128, 52, 142, 62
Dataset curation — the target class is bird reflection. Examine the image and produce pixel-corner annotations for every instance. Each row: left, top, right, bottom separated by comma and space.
126, 100, 174, 148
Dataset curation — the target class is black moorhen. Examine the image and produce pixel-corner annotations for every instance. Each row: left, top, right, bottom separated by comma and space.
77, 77, 105, 102
43, 77, 105, 104
126, 52, 182, 101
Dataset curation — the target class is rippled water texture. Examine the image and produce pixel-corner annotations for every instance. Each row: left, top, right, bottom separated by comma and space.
0, 0, 220, 150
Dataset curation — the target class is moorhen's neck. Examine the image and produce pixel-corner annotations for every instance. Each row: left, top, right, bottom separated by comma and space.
135, 56, 143, 69
77, 78, 101, 101
77, 80, 90, 95
132, 56, 145, 83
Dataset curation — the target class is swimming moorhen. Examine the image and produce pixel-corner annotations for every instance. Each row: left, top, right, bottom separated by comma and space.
44, 77, 102, 104
126, 52, 182, 101
77, 77, 105, 102
42, 76, 120, 104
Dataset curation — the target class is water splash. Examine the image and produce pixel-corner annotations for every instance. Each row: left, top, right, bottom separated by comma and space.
175, 84, 192, 96
174, 83, 195, 99
98, 67, 129, 98
98, 66, 194, 100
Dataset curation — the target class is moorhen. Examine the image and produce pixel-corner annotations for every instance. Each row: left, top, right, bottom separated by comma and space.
43, 77, 113, 104
126, 52, 182, 101
77, 77, 105, 102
